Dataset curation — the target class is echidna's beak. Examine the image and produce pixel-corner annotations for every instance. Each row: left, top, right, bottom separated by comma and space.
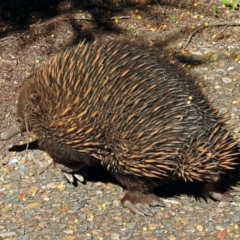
0, 124, 22, 140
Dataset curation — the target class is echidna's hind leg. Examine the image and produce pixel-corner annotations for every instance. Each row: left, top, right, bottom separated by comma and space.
199, 167, 240, 201
115, 174, 164, 215
121, 191, 164, 216
202, 181, 235, 201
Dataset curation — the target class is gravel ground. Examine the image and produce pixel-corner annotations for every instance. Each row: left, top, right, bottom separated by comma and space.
1, 0, 240, 239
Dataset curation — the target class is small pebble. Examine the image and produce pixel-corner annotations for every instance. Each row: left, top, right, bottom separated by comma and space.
196, 225, 203, 231
217, 231, 227, 239
111, 232, 120, 240
214, 32, 224, 40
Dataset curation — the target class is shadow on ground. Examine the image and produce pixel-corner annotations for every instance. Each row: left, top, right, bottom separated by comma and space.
0, 0, 215, 47
8, 141, 240, 202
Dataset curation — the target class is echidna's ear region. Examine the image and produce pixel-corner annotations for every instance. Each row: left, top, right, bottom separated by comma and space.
1, 40, 239, 215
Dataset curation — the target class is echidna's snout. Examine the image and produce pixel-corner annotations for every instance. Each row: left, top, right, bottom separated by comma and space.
0, 124, 22, 141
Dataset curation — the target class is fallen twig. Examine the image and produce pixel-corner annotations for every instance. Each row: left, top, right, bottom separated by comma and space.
74, 15, 131, 21
0, 98, 16, 101
184, 22, 240, 49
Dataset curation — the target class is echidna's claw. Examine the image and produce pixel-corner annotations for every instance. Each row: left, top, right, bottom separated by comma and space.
123, 200, 164, 216
136, 203, 155, 216
74, 174, 84, 182
64, 172, 84, 183
227, 185, 240, 198
123, 200, 149, 216
139, 203, 156, 215
231, 185, 240, 192
55, 163, 86, 183
122, 192, 164, 216
209, 191, 234, 201
64, 172, 74, 183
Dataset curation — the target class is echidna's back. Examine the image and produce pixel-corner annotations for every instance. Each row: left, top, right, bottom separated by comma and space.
20, 40, 237, 182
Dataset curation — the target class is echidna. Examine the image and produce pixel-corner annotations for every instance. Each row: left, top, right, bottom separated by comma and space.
1, 40, 239, 215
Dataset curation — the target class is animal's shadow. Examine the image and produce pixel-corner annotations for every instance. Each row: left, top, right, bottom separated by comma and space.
9, 141, 240, 201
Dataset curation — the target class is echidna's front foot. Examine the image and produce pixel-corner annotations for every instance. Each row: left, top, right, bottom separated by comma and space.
64, 172, 85, 183
121, 191, 164, 216
55, 163, 86, 183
